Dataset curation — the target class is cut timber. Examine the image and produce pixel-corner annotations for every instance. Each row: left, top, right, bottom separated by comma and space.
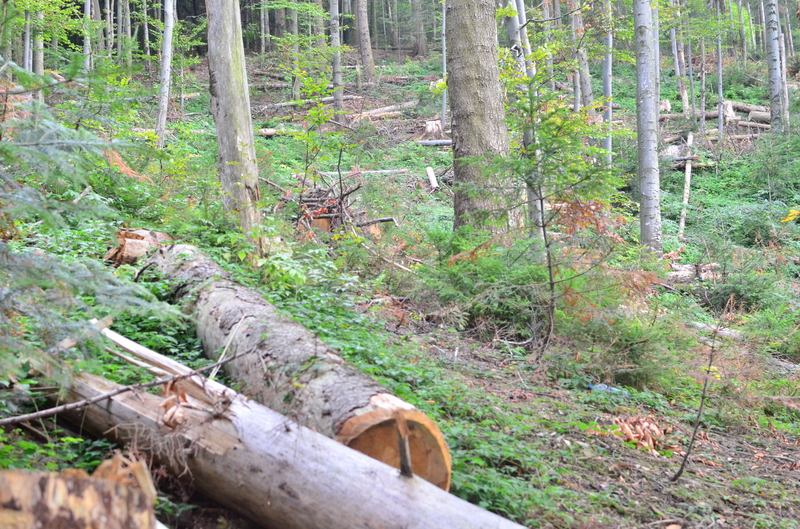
260, 95, 362, 111
425, 167, 440, 189
0, 471, 157, 529
747, 110, 771, 123
58, 370, 524, 529
357, 101, 417, 116
143, 244, 451, 490
728, 100, 769, 113
737, 121, 771, 130
258, 127, 293, 137
350, 111, 403, 121
103, 228, 174, 267
422, 120, 446, 140
707, 133, 760, 141
417, 139, 452, 146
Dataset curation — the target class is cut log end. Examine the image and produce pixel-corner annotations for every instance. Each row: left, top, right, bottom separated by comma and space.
337, 408, 452, 491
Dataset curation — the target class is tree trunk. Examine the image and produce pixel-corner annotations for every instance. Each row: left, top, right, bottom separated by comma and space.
737, 0, 747, 64
574, 5, 594, 112
57, 369, 525, 529
141, 0, 151, 75
144, 244, 452, 489
760, 0, 767, 53
602, 0, 613, 166
447, 0, 509, 230
700, 37, 707, 135
207, 0, 263, 248
291, 3, 300, 98
83, 0, 92, 71
634, 0, 662, 255
275, 7, 286, 38
766, 0, 783, 132
411, 0, 427, 56
390, 0, 399, 49
105, 0, 114, 53
716, 0, 724, 140
154, 0, 174, 149
260, 0, 271, 53
124, 0, 132, 67
677, 131, 694, 240
22, 12, 31, 71
0, 471, 157, 528
357, 0, 375, 80
312, 0, 325, 48
32, 12, 43, 102
330, 0, 344, 113
653, 3, 660, 103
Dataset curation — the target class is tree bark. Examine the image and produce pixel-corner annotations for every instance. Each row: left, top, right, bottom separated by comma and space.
677, 131, 693, 240
0, 471, 157, 529
634, 0, 662, 255
602, 0, 613, 166
154, 0, 174, 150
330, 0, 344, 114
766, 0, 783, 132
57, 367, 524, 529
207, 0, 263, 249
357, 0, 375, 80
411, 0, 427, 56
141, 0, 151, 75
447, 0, 509, 231
144, 244, 452, 489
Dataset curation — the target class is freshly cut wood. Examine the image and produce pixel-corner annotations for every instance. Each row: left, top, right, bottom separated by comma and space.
57, 368, 524, 529
426, 166, 440, 189
660, 103, 736, 122
748, 110, 771, 123
728, 100, 769, 113
357, 101, 416, 116
0, 470, 157, 529
422, 120, 446, 139
737, 121, 771, 130
260, 95, 362, 111
258, 127, 293, 137
350, 111, 402, 121
306, 169, 410, 177
707, 133, 761, 141
144, 244, 451, 490
103, 228, 174, 267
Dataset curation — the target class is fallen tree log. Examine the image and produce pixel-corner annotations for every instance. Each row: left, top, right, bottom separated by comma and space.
737, 121, 771, 130
417, 139, 452, 146
728, 101, 768, 113
260, 95, 362, 112
58, 367, 524, 529
352, 101, 417, 117
143, 244, 451, 490
747, 110, 771, 123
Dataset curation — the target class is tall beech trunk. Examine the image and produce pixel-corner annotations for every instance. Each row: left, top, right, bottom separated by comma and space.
766, 0, 782, 132
411, 0, 426, 56
275, 7, 286, 38
154, 0, 174, 149
207, 0, 263, 247
330, 0, 343, 113
634, 0, 662, 255
602, 0, 613, 166
58, 367, 524, 529
144, 244, 451, 489
357, 0, 375, 80
83, 0, 92, 70
141, 0, 151, 75
446, 0, 509, 230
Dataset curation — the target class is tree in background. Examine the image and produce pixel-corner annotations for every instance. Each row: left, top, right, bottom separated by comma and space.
446, 0, 509, 231
634, 0, 661, 255
207, 0, 263, 251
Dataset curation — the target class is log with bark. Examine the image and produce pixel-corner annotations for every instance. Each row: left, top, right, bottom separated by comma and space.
259, 95, 362, 112
104, 228, 174, 267
142, 244, 451, 490
737, 120, 771, 130
747, 110, 771, 123
728, 100, 769, 113
55, 346, 524, 529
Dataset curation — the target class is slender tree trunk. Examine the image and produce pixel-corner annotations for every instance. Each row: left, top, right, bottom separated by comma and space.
782, 3, 795, 56
22, 12, 31, 71
700, 37, 707, 135
116, 0, 123, 59
124, 0, 132, 67
312, 0, 325, 48
766, 0, 782, 132
670, 1, 688, 116
760, 0, 767, 52
155, 0, 174, 149
602, 0, 613, 166
748, 3, 759, 50
569, 0, 581, 111
142, 0, 151, 74
780, 32, 790, 129
447, 0, 509, 231
634, 0, 662, 255
573, 2, 594, 113
687, 34, 697, 129
357, 0, 375, 80
33, 12, 43, 102
290, 4, 300, 98
543, 0, 555, 91
208, 0, 263, 248
677, 131, 694, 240
331, 0, 343, 114
716, 0, 724, 141
260, 0, 271, 53
411, 0, 427, 56
105, 0, 113, 54
441, 0, 446, 129
553, 0, 562, 25
390, 0, 399, 49
83, 0, 93, 71
737, 0, 747, 63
